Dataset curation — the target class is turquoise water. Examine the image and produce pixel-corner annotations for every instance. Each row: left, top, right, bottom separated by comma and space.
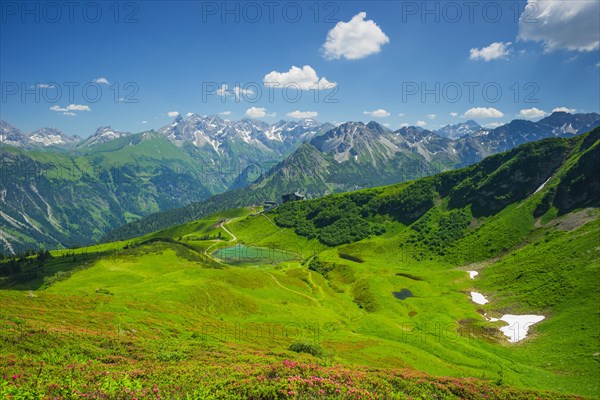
213, 245, 296, 265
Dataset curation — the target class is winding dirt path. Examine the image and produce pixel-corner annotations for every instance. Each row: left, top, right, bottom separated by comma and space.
261, 213, 283, 232
204, 218, 240, 260
306, 270, 325, 300
264, 272, 318, 303
220, 219, 237, 242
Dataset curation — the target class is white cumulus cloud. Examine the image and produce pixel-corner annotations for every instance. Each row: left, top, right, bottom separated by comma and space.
232, 86, 254, 99
463, 107, 504, 119
518, 0, 600, 52
217, 84, 228, 97
427, 114, 436, 120
363, 109, 390, 118
167, 111, 179, 118
450, 112, 458, 117
287, 110, 318, 119
552, 106, 576, 113
518, 107, 547, 119
50, 104, 91, 112
469, 42, 512, 61
416, 120, 427, 127
217, 84, 255, 99
264, 65, 336, 90
245, 107, 275, 118
94, 77, 110, 85
220, 111, 232, 116
322, 12, 389, 60
67, 104, 90, 111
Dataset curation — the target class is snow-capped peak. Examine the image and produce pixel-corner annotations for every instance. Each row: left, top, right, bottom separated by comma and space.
436, 120, 482, 139
157, 114, 326, 152
79, 126, 130, 147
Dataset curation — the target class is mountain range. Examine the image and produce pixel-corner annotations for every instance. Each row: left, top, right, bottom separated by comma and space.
101, 111, 600, 242
0, 121, 81, 148
435, 120, 486, 139
2, 111, 598, 252
0, 116, 332, 252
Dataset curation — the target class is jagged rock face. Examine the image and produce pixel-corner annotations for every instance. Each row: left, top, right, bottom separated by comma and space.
436, 120, 483, 139
78, 127, 130, 147
537, 112, 600, 135
1, 121, 79, 148
157, 114, 329, 155
1, 112, 599, 252
311, 122, 398, 164
0, 121, 27, 146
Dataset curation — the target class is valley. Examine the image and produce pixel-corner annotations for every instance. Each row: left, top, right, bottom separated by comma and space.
1, 130, 598, 398
2, 112, 598, 253
3, 2, 599, 398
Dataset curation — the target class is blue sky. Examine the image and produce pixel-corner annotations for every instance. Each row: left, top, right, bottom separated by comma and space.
1, 0, 599, 137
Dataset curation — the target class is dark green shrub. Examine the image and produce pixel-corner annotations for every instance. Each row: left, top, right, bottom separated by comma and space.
288, 341, 323, 357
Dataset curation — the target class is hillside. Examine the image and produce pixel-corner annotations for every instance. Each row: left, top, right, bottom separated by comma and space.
2, 112, 598, 251
0, 131, 212, 253
1, 129, 598, 398
0, 117, 333, 252
272, 128, 599, 247
104, 113, 600, 242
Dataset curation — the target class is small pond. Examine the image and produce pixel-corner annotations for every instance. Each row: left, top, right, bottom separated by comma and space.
212, 245, 296, 265
392, 289, 414, 300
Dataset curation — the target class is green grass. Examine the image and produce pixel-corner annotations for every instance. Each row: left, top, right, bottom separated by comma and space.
1, 132, 599, 398
1, 199, 598, 397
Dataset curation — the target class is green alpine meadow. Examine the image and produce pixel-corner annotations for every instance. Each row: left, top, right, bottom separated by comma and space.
2, 1, 600, 399
1, 129, 598, 399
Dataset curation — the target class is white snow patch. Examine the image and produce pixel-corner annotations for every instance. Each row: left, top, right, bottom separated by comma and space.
29, 134, 65, 146
483, 313, 545, 342
470, 292, 489, 305
263, 126, 284, 142
561, 123, 577, 135
483, 313, 500, 322
534, 177, 551, 194
467, 270, 478, 279
497, 314, 545, 343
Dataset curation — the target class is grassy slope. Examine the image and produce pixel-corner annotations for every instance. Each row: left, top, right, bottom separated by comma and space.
0, 132, 214, 252
1, 132, 599, 398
